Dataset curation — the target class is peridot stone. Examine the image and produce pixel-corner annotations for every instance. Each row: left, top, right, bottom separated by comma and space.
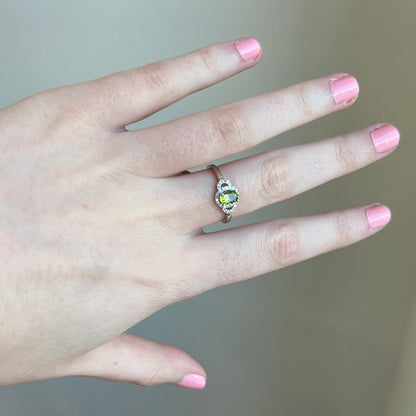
219, 190, 239, 205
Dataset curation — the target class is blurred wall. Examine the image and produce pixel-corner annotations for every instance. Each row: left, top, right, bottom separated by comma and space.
0, 0, 414, 415
386, 296, 416, 416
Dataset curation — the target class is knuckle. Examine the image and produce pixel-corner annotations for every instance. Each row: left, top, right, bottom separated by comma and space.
334, 137, 358, 170
335, 214, 354, 245
25, 89, 69, 124
139, 366, 168, 387
142, 63, 177, 97
266, 221, 301, 268
294, 84, 313, 118
260, 155, 293, 202
210, 107, 251, 149
199, 47, 220, 77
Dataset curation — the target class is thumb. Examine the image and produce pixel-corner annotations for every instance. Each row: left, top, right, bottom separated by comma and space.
63, 333, 206, 390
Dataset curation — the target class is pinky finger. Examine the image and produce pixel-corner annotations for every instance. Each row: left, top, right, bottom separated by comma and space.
187, 204, 392, 294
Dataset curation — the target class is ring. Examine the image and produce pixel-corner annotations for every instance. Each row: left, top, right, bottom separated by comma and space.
208, 164, 239, 223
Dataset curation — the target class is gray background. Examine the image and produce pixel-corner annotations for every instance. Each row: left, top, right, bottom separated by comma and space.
0, 0, 415, 415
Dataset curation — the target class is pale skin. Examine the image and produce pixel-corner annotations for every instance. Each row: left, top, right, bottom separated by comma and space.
0, 39, 398, 389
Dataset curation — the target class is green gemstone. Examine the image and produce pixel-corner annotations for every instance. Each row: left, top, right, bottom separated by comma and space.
219, 189, 239, 205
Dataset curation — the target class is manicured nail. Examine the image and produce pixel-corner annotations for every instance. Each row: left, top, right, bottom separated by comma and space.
330, 75, 359, 105
177, 374, 206, 390
371, 124, 400, 153
235, 38, 261, 61
366, 205, 391, 230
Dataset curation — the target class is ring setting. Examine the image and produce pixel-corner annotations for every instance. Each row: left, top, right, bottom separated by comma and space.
208, 164, 239, 223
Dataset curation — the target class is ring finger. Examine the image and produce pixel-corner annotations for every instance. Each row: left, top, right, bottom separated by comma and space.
174, 123, 400, 231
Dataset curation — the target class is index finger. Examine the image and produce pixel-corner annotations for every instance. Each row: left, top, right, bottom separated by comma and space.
72, 38, 262, 129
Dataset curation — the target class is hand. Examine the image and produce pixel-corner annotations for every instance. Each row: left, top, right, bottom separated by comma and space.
0, 38, 399, 389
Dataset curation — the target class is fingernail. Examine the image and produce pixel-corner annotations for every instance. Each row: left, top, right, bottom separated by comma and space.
330, 75, 359, 105
366, 205, 391, 230
371, 124, 400, 153
177, 374, 206, 390
235, 38, 261, 61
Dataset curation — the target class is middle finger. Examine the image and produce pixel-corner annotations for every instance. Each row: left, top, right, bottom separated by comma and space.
119, 73, 360, 177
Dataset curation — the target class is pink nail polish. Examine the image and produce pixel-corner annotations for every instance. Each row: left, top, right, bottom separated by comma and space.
235, 38, 261, 61
371, 124, 400, 153
366, 205, 391, 230
330, 75, 359, 105
177, 374, 206, 390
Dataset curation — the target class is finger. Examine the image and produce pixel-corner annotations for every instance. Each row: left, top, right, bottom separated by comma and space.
181, 204, 392, 296
61, 333, 206, 389
120, 72, 359, 177
175, 123, 399, 231
65, 38, 262, 129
